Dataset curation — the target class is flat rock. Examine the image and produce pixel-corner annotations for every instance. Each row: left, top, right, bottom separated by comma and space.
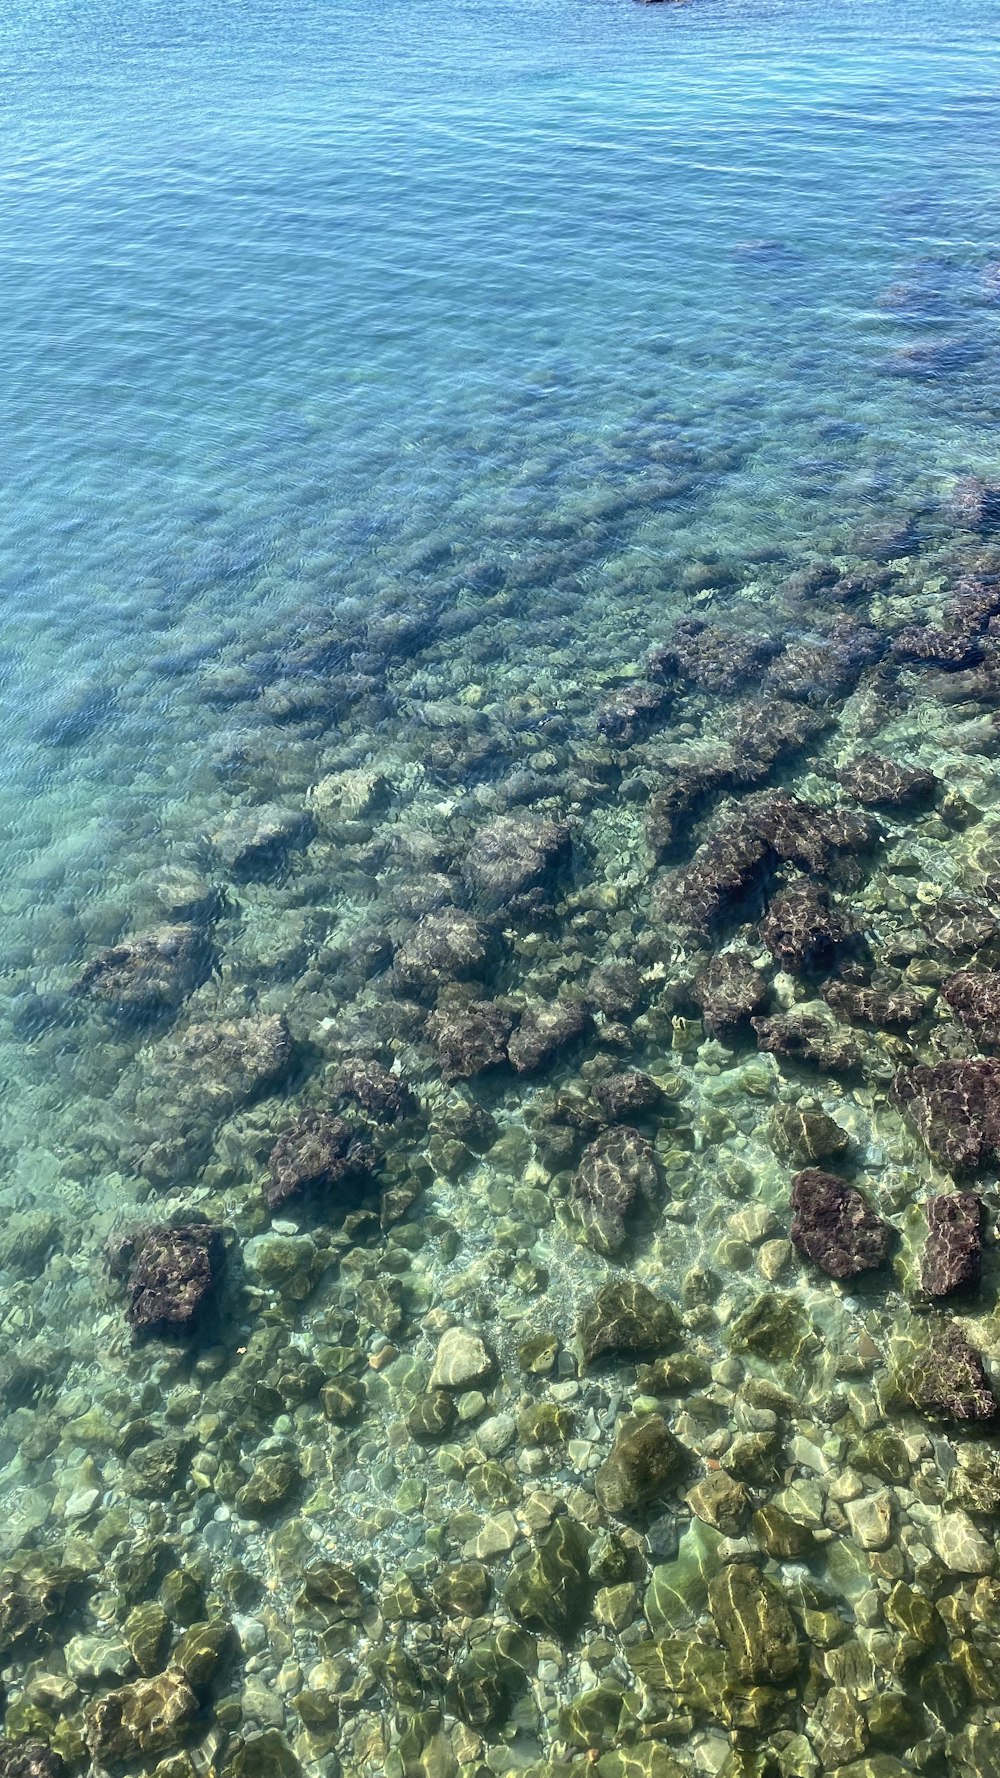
921, 1192, 983, 1296
790, 1168, 893, 1278
931, 1509, 995, 1574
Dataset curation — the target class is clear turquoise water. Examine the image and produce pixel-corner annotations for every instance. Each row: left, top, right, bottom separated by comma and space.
3, 0, 1000, 1770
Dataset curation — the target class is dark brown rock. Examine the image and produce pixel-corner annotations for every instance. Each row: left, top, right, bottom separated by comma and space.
462, 815, 572, 918
836, 753, 938, 809
126, 1225, 224, 1341
645, 759, 733, 858
753, 1006, 861, 1073
892, 1059, 1000, 1173
588, 962, 644, 1020
593, 1071, 663, 1122
331, 1058, 418, 1122
822, 980, 924, 1031
76, 924, 211, 1019
0, 1744, 66, 1778
392, 909, 499, 1000
947, 475, 1000, 534
648, 619, 782, 694
790, 1168, 893, 1278
921, 1193, 983, 1297
426, 996, 514, 1081
596, 681, 672, 744
692, 953, 768, 1034
723, 698, 829, 773
507, 999, 593, 1075
760, 879, 850, 973
266, 1113, 377, 1211
941, 970, 1000, 1050
924, 898, 999, 954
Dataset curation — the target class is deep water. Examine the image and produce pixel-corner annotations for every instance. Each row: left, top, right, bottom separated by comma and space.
4, 0, 1000, 1774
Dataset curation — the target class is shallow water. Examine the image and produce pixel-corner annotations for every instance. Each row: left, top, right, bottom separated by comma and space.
3, 0, 1000, 1774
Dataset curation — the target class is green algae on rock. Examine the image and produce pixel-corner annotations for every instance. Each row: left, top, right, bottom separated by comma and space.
503, 1516, 592, 1638
707, 1563, 800, 1682
577, 1278, 682, 1368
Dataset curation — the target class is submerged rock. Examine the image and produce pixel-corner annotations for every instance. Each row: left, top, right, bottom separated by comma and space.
392, 908, 498, 1000
822, 979, 925, 1031
948, 474, 1000, 533
126, 1224, 224, 1340
770, 1103, 849, 1164
692, 952, 768, 1035
595, 1415, 688, 1515
330, 1057, 417, 1121
76, 924, 211, 1019
597, 680, 672, 744
429, 1326, 494, 1390
898, 1321, 997, 1422
507, 998, 592, 1074
594, 1070, 664, 1122
836, 753, 938, 809
84, 1673, 199, 1761
0, 1745, 66, 1778
759, 878, 850, 973
266, 1113, 377, 1212
210, 802, 311, 876
503, 1516, 592, 1639
463, 813, 572, 917
753, 1004, 861, 1072
569, 1125, 660, 1253
707, 1562, 799, 1682
892, 1059, 1000, 1172
578, 1278, 681, 1368
942, 969, 1000, 1050
425, 994, 514, 1080
790, 1168, 893, 1278
649, 618, 782, 695
921, 1193, 983, 1296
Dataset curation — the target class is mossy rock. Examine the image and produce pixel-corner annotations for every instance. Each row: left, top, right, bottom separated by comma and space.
430, 1562, 491, 1619
160, 1568, 205, 1625
406, 1391, 456, 1443
234, 1454, 301, 1517
558, 1686, 622, 1750
852, 1429, 911, 1483
84, 1673, 199, 1762
124, 1437, 194, 1501
577, 1279, 681, 1369
445, 1624, 535, 1729
518, 1333, 560, 1374
503, 1516, 592, 1639
708, 1562, 799, 1682
882, 1581, 940, 1648
0, 1556, 87, 1662
728, 1293, 816, 1367
222, 1731, 302, 1778
517, 1400, 574, 1446
644, 1521, 722, 1630
752, 1505, 815, 1559
297, 1560, 367, 1622
0, 1211, 62, 1280
595, 1416, 688, 1516
626, 1635, 728, 1717
170, 1619, 235, 1694
124, 1601, 171, 1675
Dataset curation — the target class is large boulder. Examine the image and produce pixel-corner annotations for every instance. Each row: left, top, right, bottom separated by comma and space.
836, 753, 937, 809
790, 1168, 893, 1279
426, 996, 514, 1081
507, 999, 592, 1074
897, 1322, 997, 1422
578, 1278, 681, 1369
692, 953, 768, 1035
330, 1058, 417, 1122
210, 803, 311, 877
708, 1563, 799, 1682
760, 879, 850, 974
942, 970, 1000, 1050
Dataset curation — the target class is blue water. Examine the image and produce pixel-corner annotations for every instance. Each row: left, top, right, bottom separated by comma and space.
3, 0, 1000, 1765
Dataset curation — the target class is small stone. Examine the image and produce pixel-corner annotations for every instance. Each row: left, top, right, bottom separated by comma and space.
429, 1326, 493, 1391
0, 1744, 66, 1778
406, 1391, 455, 1443
845, 1492, 894, 1551
123, 1602, 170, 1676
64, 1635, 134, 1684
